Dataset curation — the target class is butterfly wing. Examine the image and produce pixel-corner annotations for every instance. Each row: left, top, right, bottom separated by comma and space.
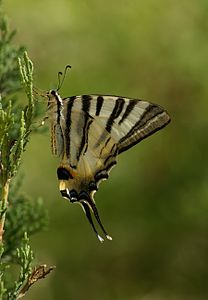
50, 94, 170, 241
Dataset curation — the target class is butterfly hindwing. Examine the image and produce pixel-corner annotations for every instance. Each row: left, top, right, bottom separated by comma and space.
47, 92, 170, 241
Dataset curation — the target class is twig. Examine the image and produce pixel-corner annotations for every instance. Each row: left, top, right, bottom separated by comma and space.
0, 179, 10, 243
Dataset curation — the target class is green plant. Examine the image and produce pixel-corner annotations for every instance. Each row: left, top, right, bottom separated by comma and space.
0, 2, 54, 299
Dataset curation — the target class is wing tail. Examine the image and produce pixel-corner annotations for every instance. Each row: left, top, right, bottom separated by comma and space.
80, 201, 104, 243
80, 193, 112, 242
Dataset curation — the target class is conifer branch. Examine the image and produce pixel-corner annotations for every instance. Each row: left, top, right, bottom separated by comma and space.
0, 180, 9, 243
0, 2, 54, 299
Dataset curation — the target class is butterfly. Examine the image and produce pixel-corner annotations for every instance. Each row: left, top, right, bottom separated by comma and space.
45, 84, 170, 242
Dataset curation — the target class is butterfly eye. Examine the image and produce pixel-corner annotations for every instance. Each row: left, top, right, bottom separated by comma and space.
57, 167, 73, 180
50, 90, 57, 96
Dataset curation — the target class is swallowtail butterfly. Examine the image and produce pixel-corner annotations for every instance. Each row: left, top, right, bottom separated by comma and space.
45, 80, 170, 242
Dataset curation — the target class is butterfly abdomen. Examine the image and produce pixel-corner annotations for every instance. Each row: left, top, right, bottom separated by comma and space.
47, 90, 66, 157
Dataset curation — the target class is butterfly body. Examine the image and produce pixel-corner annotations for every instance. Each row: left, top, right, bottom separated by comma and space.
46, 90, 170, 242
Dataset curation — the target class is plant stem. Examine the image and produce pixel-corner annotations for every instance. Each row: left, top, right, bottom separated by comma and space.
0, 180, 10, 243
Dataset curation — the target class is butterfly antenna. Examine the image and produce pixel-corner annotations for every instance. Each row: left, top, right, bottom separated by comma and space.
81, 201, 104, 243
57, 65, 71, 91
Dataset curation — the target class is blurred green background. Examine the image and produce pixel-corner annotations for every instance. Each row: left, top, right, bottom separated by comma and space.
4, 0, 208, 299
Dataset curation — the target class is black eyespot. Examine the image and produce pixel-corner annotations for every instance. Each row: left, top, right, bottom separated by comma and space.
61, 189, 70, 199
69, 190, 78, 200
57, 167, 73, 180
89, 181, 97, 192
79, 191, 90, 201
94, 170, 108, 182
50, 90, 57, 96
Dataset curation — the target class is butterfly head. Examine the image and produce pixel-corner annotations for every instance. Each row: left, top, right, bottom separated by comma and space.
46, 90, 63, 107
32, 87, 62, 110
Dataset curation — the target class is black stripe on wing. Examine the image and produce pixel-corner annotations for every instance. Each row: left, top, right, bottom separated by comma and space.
94, 159, 117, 186
96, 96, 104, 116
94, 170, 109, 182
121, 104, 163, 140
118, 99, 138, 125
105, 98, 125, 133
95, 97, 125, 147
118, 105, 170, 154
65, 96, 76, 158
77, 95, 92, 160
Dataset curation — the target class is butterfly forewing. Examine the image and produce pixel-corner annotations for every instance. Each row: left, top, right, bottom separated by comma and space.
47, 92, 170, 242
